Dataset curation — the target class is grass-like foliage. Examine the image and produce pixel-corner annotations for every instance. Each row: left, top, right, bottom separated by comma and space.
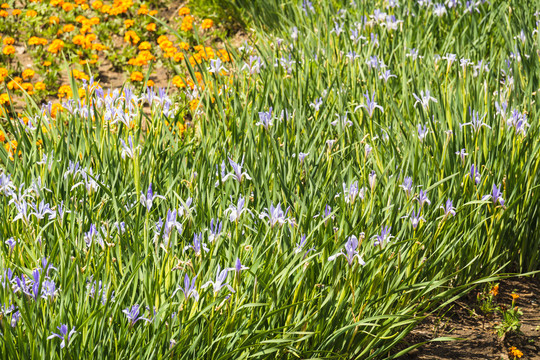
0, 0, 539, 358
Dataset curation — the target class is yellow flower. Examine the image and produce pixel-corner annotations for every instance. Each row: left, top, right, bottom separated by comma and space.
2, 45, 15, 55
0, 68, 7, 77
12, 9, 21, 16
124, 19, 134, 28
146, 23, 156, 32
178, 7, 189, 16
0, 130, 5, 142
35, 81, 46, 91
511, 293, 519, 301
0, 93, 10, 105
189, 99, 198, 111
180, 15, 194, 31
49, 15, 60, 24
43, 61, 52, 67
91, 0, 102, 9
147, 79, 154, 87
26, 9, 37, 17
490, 284, 499, 296
22, 69, 35, 80
201, 19, 213, 30
0, 9, 8, 17
3, 37, 14, 45
130, 71, 144, 82
0, 3, 8, 8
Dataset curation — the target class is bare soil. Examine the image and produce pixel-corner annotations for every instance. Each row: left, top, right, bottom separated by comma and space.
398, 277, 540, 360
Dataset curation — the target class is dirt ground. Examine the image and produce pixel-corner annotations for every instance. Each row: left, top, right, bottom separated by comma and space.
399, 277, 540, 360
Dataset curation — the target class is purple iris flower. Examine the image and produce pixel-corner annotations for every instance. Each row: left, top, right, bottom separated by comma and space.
470, 164, 481, 185
482, 184, 505, 206
184, 233, 209, 256
310, 98, 323, 112
328, 235, 365, 266
331, 113, 353, 127
409, 210, 425, 230
225, 195, 253, 222
47, 324, 77, 348
400, 177, 414, 197
355, 91, 384, 118
455, 149, 468, 163
342, 181, 365, 204
259, 203, 293, 227
379, 70, 397, 83
256, 107, 273, 130
417, 124, 429, 141
208, 218, 223, 242
201, 265, 235, 295
294, 235, 316, 258
413, 90, 437, 110
123, 304, 151, 327
228, 258, 249, 276
373, 226, 394, 246
460, 108, 491, 133
416, 190, 431, 208
172, 274, 199, 302
41, 279, 58, 300
140, 183, 165, 211
223, 157, 252, 183
5, 238, 16, 255
441, 199, 456, 218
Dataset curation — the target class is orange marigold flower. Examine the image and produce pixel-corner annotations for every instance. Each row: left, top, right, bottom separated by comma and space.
172, 75, 186, 88
12, 9, 21, 16
157, 35, 168, 44
147, 79, 154, 87
0, 9, 8, 17
57, 84, 73, 98
91, 0, 102, 9
218, 49, 230, 62
138, 41, 151, 50
35, 81, 46, 91
0, 130, 5, 142
0, 68, 7, 77
21, 82, 33, 93
189, 99, 198, 111
51, 103, 63, 117
511, 293, 520, 301
130, 71, 144, 82
181, 16, 194, 31
22, 69, 35, 80
0, 93, 10, 105
49, 15, 60, 24
137, 5, 147, 15
28, 36, 48, 46
509, 346, 523, 358
201, 19, 213, 29
43, 61, 52, 66
63, 24, 75, 32
26, 9, 37, 17
149, 9, 157, 16
3, 37, 14, 45
50, 0, 64, 6
124, 19, 134, 28
62, 2, 75, 11
178, 42, 189, 51
146, 22, 156, 31
2, 45, 15, 55
178, 7, 189, 16
173, 52, 184, 62
0, 3, 8, 8
47, 39, 64, 53
124, 30, 140, 45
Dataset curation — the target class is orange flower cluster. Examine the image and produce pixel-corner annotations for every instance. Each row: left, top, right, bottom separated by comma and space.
128, 50, 155, 66
47, 39, 65, 54
124, 30, 140, 45
28, 37, 49, 46
180, 15, 194, 32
